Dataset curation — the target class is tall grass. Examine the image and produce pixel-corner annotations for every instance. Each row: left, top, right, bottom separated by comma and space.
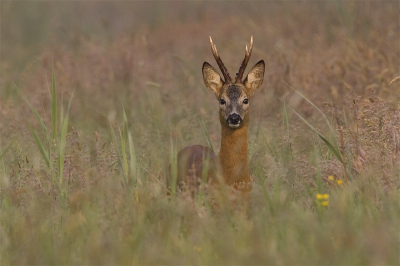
1, 1, 399, 265
284, 84, 348, 180
2, 73, 397, 264
18, 66, 73, 201
110, 106, 138, 189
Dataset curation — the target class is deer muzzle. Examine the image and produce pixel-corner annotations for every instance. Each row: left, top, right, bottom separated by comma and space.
227, 113, 242, 128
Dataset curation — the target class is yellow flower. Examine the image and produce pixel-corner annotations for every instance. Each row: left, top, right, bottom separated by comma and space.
328, 175, 335, 181
337, 179, 343, 185
316, 193, 329, 200
321, 201, 329, 206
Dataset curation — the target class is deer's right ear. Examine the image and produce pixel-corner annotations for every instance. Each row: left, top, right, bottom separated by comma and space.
202, 62, 224, 96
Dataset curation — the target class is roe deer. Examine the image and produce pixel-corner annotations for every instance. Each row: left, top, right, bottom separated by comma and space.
167, 36, 265, 199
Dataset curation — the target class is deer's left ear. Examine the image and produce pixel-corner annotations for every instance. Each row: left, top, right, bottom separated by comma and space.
244, 60, 265, 97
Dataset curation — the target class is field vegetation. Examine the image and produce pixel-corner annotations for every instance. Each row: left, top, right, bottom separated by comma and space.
1, 1, 399, 264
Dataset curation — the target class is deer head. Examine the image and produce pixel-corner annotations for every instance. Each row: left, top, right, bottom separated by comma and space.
202, 36, 265, 129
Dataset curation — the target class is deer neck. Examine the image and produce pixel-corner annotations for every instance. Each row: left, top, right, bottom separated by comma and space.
218, 124, 250, 184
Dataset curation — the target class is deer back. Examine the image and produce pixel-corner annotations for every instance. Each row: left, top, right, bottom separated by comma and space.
167, 145, 219, 194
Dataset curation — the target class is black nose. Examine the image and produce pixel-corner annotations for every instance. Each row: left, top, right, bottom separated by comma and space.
227, 113, 242, 125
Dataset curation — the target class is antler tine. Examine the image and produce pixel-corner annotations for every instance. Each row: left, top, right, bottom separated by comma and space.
235, 36, 253, 83
209, 36, 232, 83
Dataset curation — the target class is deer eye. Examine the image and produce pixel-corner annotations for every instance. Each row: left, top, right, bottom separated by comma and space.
243, 99, 249, 104
220, 99, 226, 105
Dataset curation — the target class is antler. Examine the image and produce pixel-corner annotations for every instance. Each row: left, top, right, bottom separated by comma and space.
235, 36, 253, 83
209, 36, 232, 83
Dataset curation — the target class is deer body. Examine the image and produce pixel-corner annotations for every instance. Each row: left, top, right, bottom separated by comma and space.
168, 36, 265, 197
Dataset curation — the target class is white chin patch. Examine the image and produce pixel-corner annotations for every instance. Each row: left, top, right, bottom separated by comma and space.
229, 124, 240, 128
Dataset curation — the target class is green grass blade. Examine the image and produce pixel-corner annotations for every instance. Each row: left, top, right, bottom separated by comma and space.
128, 131, 137, 185
58, 114, 68, 186
0, 142, 13, 185
283, 101, 290, 133
66, 90, 75, 115
318, 134, 344, 164
25, 117, 50, 167
262, 131, 278, 161
198, 116, 214, 151
51, 66, 57, 141
288, 105, 344, 164
169, 141, 178, 197
121, 110, 129, 177
284, 82, 336, 133
122, 106, 137, 186
110, 121, 128, 187
17, 87, 51, 140
45, 71, 51, 98
0, 143, 11, 186
0, 141, 13, 162
121, 128, 128, 177
288, 105, 323, 135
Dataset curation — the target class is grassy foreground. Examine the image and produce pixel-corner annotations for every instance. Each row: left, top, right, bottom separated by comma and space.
1, 2, 399, 265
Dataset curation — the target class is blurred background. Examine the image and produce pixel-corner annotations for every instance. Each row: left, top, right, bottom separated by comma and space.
2, 1, 398, 141
1, 0, 399, 179
1, 1, 399, 264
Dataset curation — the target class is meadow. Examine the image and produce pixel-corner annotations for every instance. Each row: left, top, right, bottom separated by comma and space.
1, 1, 399, 265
